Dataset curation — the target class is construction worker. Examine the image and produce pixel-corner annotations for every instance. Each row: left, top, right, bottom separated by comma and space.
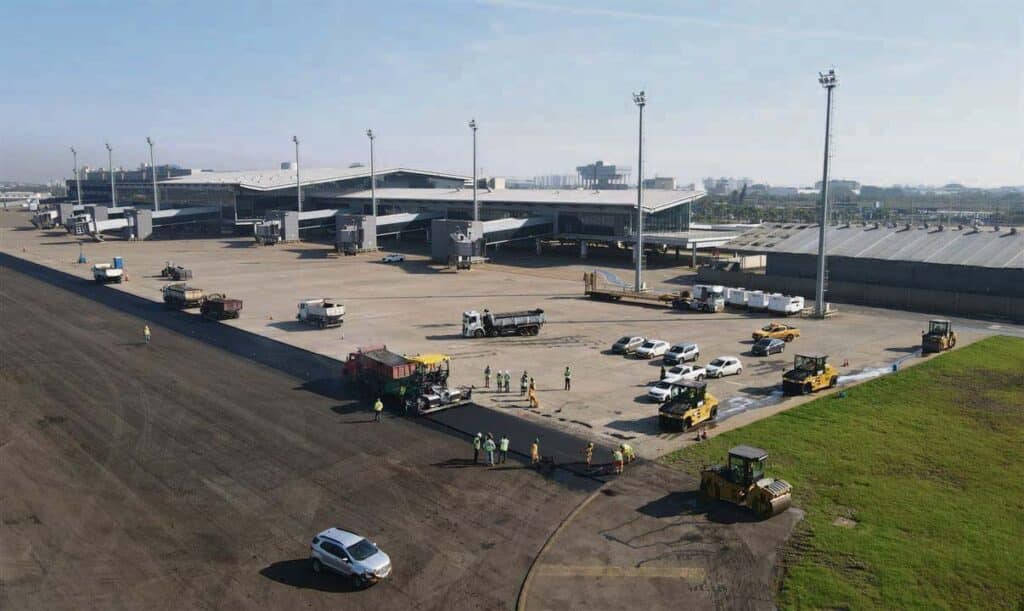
564, 366, 572, 391
620, 443, 636, 464
143, 324, 151, 345
498, 435, 510, 464
660, 365, 666, 380
583, 442, 594, 468
473, 433, 483, 464
528, 385, 540, 409
399, 385, 408, 416
373, 397, 384, 423
484, 365, 492, 388
483, 435, 497, 466
530, 438, 540, 466
520, 371, 529, 396
612, 447, 624, 474
503, 370, 509, 393
529, 377, 536, 393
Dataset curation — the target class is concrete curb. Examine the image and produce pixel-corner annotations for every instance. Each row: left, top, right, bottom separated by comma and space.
515, 483, 607, 611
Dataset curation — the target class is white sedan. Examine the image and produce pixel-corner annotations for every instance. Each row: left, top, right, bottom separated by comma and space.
633, 339, 670, 359
381, 254, 406, 263
705, 356, 743, 378
663, 364, 707, 384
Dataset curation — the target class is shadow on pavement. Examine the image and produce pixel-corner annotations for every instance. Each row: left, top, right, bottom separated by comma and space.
259, 559, 363, 593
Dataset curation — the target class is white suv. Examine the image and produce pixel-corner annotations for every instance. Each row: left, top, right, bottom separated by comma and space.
311, 528, 392, 587
634, 339, 670, 359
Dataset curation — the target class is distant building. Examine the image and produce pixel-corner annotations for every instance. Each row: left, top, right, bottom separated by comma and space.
66, 164, 197, 204
534, 174, 579, 189
576, 161, 631, 190
702, 177, 753, 196
814, 179, 861, 196
643, 176, 676, 190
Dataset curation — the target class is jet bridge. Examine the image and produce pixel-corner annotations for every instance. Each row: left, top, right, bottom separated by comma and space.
335, 211, 443, 254
430, 216, 554, 263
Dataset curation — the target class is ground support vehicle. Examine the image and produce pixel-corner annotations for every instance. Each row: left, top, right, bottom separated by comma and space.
782, 353, 839, 395
310, 527, 392, 587
699, 445, 792, 519
31, 209, 59, 229
163, 283, 204, 308
92, 263, 124, 284
160, 262, 193, 281
200, 294, 242, 320
462, 309, 544, 337
254, 220, 282, 245
658, 381, 718, 429
297, 298, 345, 329
921, 319, 957, 353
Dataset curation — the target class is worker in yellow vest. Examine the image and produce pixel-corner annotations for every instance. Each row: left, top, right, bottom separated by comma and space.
620, 443, 636, 464
373, 397, 384, 423
612, 447, 624, 474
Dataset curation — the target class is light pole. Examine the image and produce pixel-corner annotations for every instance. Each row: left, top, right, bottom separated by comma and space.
814, 69, 838, 318
292, 135, 302, 213
146, 137, 160, 211
105, 142, 116, 207
632, 90, 646, 292
469, 119, 478, 222
366, 129, 377, 217
70, 146, 83, 208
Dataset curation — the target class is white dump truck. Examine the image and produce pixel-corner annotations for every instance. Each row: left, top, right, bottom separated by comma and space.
92, 263, 124, 284
462, 309, 545, 337
297, 298, 345, 328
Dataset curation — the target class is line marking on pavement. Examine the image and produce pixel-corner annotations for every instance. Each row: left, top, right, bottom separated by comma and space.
536, 564, 706, 580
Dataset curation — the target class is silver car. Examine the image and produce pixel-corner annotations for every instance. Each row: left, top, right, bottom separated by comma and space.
311, 527, 392, 587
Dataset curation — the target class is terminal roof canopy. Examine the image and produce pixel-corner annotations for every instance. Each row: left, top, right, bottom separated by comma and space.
726, 223, 1024, 269
336, 187, 706, 212
160, 167, 469, 191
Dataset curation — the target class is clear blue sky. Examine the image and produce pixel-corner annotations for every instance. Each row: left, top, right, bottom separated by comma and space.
2, 0, 1021, 186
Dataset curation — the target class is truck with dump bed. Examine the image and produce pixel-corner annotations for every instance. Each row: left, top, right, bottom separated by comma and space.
92, 263, 124, 284
296, 298, 345, 328
200, 294, 243, 320
163, 283, 205, 309
342, 346, 471, 414
462, 309, 545, 337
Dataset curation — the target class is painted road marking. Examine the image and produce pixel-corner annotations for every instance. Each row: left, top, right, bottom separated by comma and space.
537, 565, 706, 580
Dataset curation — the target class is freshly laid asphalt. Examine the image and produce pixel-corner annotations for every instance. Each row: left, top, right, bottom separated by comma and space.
0, 260, 599, 609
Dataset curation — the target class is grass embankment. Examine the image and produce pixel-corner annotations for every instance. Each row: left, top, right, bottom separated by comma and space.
662, 335, 1024, 610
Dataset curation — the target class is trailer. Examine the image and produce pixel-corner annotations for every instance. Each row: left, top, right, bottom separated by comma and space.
163, 283, 205, 309
767, 294, 805, 316
747, 291, 770, 311
583, 271, 681, 307
725, 287, 750, 308
92, 263, 124, 284
342, 346, 470, 414
200, 294, 242, 320
297, 298, 345, 329
462, 309, 545, 337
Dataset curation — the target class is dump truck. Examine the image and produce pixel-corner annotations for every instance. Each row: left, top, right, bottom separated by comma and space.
782, 353, 839, 395
342, 347, 471, 414
92, 263, 124, 284
200, 294, 243, 320
658, 381, 719, 430
462, 309, 545, 337
699, 445, 793, 519
162, 283, 205, 309
921, 319, 957, 353
160, 262, 193, 281
297, 298, 345, 329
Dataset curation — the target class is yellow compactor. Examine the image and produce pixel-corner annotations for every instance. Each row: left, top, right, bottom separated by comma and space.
700, 445, 793, 519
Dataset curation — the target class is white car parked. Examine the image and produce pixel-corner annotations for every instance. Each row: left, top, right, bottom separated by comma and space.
381, 254, 406, 263
705, 356, 743, 378
663, 342, 699, 365
310, 527, 392, 587
633, 339, 670, 359
663, 364, 707, 384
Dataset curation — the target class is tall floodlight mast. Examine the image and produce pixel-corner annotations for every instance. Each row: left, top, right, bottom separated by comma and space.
632, 90, 646, 292
366, 129, 377, 217
292, 135, 302, 213
469, 119, 478, 222
815, 69, 838, 318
